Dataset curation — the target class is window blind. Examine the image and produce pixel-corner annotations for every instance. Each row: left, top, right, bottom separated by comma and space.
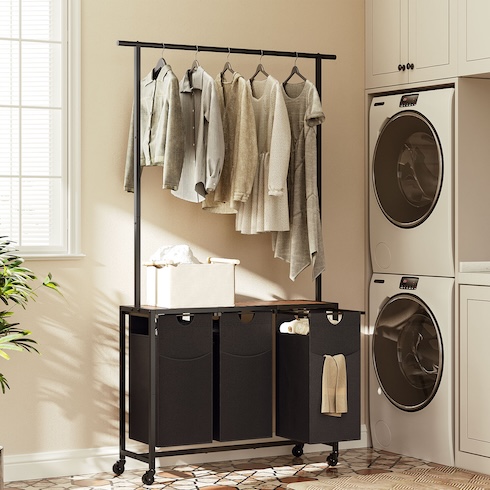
0, 0, 67, 253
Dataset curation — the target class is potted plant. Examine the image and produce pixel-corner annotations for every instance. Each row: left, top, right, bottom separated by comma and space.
0, 236, 61, 489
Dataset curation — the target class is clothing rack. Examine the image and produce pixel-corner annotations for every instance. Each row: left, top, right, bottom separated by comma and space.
118, 40, 336, 307
116, 43, 345, 485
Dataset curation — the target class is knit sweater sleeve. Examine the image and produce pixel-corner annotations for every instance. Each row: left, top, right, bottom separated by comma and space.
162, 74, 185, 190
232, 79, 258, 203
124, 104, 135, 192
306, 83, 325, 127
203, 78, 225, 193
267, 83, 291, 196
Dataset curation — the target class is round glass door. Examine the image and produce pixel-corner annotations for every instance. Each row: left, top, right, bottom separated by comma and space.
373, 111, 443, 228
372, 294, 443, 411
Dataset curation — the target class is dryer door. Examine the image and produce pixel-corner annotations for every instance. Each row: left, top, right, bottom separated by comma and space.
372, 293, 443, 411
373, 111, 443, 228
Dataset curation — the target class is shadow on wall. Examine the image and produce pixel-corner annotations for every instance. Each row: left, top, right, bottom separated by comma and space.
23, 262, 315, 455
23, 279, 124, 451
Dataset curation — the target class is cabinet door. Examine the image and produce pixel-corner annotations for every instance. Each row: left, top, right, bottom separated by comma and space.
460, 285, 490, 458
459, 0, 490, 76
408, 0, 457, 83
366, 0, 456, 89
366, 0, 409, 89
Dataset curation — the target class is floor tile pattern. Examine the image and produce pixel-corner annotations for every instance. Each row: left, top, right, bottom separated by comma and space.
4, 448, 489, 490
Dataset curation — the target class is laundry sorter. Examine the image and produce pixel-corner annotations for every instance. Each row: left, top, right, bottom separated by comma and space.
276, 307, 361, 462
115, 39, 360, 486
114, 301, 361, 485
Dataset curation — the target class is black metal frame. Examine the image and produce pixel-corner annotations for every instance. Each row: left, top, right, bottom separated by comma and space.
117, 303, 342, 484
116, 40, 338, 485
118, 40, 336, 307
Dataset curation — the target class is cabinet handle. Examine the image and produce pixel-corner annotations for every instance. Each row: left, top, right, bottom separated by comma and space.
407, 63, 414, 70
398, 64, 406, 71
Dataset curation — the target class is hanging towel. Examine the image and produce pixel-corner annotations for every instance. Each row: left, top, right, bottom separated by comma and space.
333, 354, 348, 414
321, 354, 347, 417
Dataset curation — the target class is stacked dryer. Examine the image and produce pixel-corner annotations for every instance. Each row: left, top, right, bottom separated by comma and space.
368, 88, 455, 466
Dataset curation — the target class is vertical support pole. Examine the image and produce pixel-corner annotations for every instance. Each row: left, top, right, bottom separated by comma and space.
119, 309, 127, 459
0, 445, 4, 490
134, 46, 142, 308
148, 311, 158, 473
315, 55, 322, 302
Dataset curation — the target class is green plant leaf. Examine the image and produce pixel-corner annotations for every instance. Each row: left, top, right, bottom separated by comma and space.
0, 373, 10, 393
43, 273, 62, 295
0, 236, 60, 393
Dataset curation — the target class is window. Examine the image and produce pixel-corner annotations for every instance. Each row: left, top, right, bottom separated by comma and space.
0, 0, 80, 256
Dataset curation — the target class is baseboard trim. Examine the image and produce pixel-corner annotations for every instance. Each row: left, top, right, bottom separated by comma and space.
5, 425, 368, 482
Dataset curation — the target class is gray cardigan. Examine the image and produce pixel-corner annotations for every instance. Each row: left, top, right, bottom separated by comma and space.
124, 65, 184, 192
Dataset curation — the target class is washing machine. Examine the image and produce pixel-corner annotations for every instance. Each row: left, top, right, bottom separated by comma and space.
369, 87, 454, 277
369, 273, 454, 466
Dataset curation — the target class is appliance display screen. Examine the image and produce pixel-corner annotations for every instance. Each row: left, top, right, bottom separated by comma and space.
399, 276, 419, 290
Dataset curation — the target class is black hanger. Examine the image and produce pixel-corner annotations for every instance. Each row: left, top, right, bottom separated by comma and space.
283, 54, 307, 87
250, 63, 269, 82
220, 48, 235, 80
250, 55, 269, 83
152, 45, 166, 80
152, 58, 166, 80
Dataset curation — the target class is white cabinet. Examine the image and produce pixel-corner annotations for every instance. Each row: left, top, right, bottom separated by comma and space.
366, 0, 457, 89
459, 0, 490, 76
459, 285, 490, 459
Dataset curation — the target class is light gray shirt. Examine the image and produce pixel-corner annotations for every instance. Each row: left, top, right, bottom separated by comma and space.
172, 66, 225, 203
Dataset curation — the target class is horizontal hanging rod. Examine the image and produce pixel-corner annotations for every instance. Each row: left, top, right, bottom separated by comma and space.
117, 40, 336, 60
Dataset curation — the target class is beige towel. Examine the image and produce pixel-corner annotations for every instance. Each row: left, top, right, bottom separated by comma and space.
321, 354, 347, 417
334, 354, 347, 414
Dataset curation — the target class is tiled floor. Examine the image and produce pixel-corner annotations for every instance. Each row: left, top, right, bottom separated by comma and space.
4, 447, 478, 490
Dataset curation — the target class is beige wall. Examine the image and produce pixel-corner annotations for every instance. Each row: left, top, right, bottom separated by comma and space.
0, 0, 365, 459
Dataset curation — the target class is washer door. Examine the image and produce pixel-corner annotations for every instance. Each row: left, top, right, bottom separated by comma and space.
373, 111, 443, 228
372, 293, 443, 411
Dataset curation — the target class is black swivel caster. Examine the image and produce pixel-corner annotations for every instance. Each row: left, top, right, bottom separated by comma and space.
112, 459, 125, 476
326, 452, 338, 466
142, 469, 155, 485
292, 444, 304, 457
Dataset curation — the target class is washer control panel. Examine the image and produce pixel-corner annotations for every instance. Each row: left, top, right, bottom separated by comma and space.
399, 94, 419, 107
399, 276, 419, 290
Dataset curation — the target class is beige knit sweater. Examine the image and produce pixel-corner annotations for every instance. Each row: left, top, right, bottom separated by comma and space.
236, 75, 291, 234
202, 72, 258, 214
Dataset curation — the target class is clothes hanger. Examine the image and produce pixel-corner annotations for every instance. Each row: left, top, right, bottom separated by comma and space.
249, 50, 269, 83
283, 53, 307, 87
190, 45, 200, 72
152, 44, 166, 80
220, 48, 235, 80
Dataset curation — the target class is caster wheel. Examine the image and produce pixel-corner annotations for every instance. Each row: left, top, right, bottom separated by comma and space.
292, 445, 304, 457
113, 460, 125, 476
327, 453, 338, 466
142, 469, 155, 485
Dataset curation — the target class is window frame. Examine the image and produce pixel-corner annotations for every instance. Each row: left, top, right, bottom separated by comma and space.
1, 0, 81, 259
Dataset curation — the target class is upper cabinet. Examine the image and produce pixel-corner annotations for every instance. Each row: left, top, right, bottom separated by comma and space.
459, 0, 490, 76
366, 0, 457, 89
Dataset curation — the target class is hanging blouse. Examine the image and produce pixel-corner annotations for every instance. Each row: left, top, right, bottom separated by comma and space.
272, 80, 326, 281
202, 72, 258, 214
124, 65, 184, 192
172, 66, 225, 203
236, 76, 291, 234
